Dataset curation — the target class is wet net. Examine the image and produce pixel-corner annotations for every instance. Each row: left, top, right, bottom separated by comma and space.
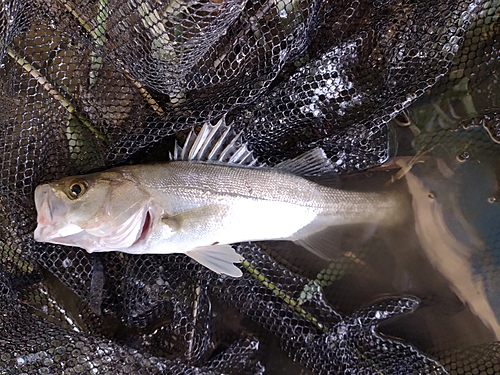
1, 0, 500, 373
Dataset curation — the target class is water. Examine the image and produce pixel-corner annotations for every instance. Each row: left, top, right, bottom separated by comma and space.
358, 95, 500, 356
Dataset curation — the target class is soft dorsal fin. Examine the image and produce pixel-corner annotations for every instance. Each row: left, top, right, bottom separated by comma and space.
170, 117, 262, 167
276, 148, 335, 176
276, 148, 340, 187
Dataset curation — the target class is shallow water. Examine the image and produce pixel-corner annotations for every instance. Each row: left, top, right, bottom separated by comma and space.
340, 155, 500, 351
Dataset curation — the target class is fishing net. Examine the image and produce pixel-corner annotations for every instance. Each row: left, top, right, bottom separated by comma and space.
1, 0, 500, 373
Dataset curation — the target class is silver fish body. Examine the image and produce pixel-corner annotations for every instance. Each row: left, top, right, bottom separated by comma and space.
34, 119, 401, 277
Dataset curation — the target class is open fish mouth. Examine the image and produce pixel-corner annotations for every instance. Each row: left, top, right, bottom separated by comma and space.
34, 185, 64, 227
130, 210, 152, 248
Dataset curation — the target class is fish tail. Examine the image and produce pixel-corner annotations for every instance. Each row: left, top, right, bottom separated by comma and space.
290, 189, 405, 260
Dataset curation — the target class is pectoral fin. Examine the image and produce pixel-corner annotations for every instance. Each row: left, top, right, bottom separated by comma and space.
159, 206, 241, 276
161, 205, 229, 233
187, 245, 244, 277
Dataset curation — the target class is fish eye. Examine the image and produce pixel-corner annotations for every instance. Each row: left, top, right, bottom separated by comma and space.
68, 181, 87, 199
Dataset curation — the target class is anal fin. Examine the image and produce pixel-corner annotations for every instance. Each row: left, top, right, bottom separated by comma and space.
292, 223, 380, 261
293, 227, 344, 261
187, 245, 244, 277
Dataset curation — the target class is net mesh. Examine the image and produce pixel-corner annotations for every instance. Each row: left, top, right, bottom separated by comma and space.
1, 0, 500, 373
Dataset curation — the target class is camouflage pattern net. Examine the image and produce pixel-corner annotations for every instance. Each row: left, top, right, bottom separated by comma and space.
1, 0, 500, 374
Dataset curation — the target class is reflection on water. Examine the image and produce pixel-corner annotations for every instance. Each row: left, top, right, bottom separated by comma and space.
316, 122, 500, 359
406, 156, 500, 340
389, 128, 500, 352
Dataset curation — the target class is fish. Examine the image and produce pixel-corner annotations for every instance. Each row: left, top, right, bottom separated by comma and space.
34, 117, 402, 277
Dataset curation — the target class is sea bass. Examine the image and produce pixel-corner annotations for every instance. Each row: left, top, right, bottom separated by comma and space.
34, 118, 401, 277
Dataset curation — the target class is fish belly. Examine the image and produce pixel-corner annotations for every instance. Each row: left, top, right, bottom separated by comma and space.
214, 198, 320, 245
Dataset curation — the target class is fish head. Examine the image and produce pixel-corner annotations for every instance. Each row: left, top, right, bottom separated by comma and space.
34, 170, 155, 252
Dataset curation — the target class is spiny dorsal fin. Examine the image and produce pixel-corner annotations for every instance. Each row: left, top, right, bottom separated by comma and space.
170, 117, 262, 167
